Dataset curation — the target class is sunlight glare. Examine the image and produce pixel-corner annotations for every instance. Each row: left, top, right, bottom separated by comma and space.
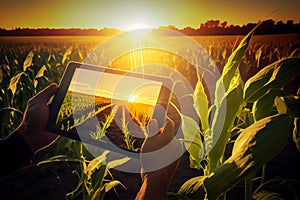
126, 23, 150, 31
128, 95, 136, 102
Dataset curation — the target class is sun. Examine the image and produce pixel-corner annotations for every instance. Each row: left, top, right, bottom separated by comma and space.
128, 95, 136, 102
126, 23, 150, 31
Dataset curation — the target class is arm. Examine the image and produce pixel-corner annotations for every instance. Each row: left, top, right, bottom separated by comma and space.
136, 120, 182, 200
0, 83, 58, 177
0, 131, 33, 177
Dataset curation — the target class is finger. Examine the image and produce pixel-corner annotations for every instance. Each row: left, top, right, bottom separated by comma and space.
159, 119, 175, 145
34, 83, 58, 103
147, 119, 159, 137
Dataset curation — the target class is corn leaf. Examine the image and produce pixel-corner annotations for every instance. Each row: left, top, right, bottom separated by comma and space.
274, 96, 288, 115
87, 151, 109, 177
214, 23, 258, 104
289, 47, 300, 58
0, 107, 23, 116
104, 180, 122, 193
90, 165, 107, 197
193, 80, 209, 131
23, 50, 34, 71
293, 118, 300, 152
244, 58, 300, 102
281, 95, 300, 118
252, 89, 288, 121
8, 72, 26, 94
178, 176, 206, 199
255, 45, 263, 68
204, 114, 291, 199
181, 114, 204, 169
107, 157, 131, 168
35, 65, 47, 79
62, 47, 72, 65
252, 191, 282, 199
253, 179, 300, 200
208, 78, 244, 171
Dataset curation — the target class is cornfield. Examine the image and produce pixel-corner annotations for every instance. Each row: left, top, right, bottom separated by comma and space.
0, 30, 299, 199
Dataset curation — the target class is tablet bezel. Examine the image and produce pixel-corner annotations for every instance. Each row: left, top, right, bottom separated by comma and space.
46, 62, 173, 158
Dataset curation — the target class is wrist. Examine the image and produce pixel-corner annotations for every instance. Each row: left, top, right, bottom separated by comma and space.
143, 172, 171, 188
136, 175, 169, 200
17, 123, 40, 152
136, 178, 168, 200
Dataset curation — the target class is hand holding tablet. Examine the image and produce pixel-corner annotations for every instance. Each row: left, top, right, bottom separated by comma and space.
46, 62, 174, 157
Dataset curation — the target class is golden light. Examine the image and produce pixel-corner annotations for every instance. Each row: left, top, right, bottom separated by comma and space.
128, 95, 136, 102
126, 23, 150, 31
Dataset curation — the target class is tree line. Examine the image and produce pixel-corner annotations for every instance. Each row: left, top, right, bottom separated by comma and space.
0, 19, 299, 36
160, 19, 300, 35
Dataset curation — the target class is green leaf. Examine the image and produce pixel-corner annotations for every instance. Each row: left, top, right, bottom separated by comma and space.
204, 114, 292, 199
289, 47, 300, 58
90, 165, 107, 195
23, 50, 34, 71
193, 80, 209, 131
281, 95, 300, 118
244, 58, 300, 102
293, 118, 300, 152
178, 176, 206, 199
221, 26, 257, 91
180, 114, 204, 168
0, 107, 23, 116
86, 151, 109, 175
214, 23, 258, 104
253, 191, 282, 200
62, 47, 72, 65
208, 80, 244, 171
274, 96, 288, 115
107, 157, 131, 169
104, 180, 122, 192
253, 179, 300, 200
252, 89, 289, 121
255, 45, 263, 68
35, 64, 47, 79
8, 72, 26, 95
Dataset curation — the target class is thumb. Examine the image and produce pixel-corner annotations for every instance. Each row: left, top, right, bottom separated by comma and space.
159, 119, 175, 145
147, 119, 159, 137
34, 83, 58, 103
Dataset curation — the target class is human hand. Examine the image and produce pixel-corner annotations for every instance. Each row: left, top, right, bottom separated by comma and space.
136, 118, 182, 200
17, 83, 59, 152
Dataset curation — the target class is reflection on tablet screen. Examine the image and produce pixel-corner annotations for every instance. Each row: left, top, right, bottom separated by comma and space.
55, 68, 163, 152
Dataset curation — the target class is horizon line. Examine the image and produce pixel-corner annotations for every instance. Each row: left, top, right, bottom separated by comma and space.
1, 18, 299, 31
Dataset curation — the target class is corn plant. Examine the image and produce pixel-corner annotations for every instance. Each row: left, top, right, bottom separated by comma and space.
121, 106, 138, 151
1, 32, 299, 199
65, 150, 128, 200
172, 24, 300, 199
0, 40, 129, 199
36, 139, 127, 200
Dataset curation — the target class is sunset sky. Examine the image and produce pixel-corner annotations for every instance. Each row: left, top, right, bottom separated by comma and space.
1, 0, 299, 30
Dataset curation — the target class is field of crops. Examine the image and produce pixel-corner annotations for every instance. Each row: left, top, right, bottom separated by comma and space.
1, 34, 299, 137
0, 32, 299, 199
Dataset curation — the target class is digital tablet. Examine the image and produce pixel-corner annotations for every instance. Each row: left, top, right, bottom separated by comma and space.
46, 62, 173, 158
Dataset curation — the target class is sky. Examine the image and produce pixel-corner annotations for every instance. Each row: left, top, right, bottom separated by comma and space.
1, 0, 299, 30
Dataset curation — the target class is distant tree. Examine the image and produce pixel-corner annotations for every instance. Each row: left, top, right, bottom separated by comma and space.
220, 21, 227, 28
181, 27, 197, 35
276, 21, 283, 26
287, 20, 294, 26
213, 20, 220, 28
0, 19, 299, 36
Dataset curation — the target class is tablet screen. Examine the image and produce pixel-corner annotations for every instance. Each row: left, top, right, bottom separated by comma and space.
55, 67, 164, 152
